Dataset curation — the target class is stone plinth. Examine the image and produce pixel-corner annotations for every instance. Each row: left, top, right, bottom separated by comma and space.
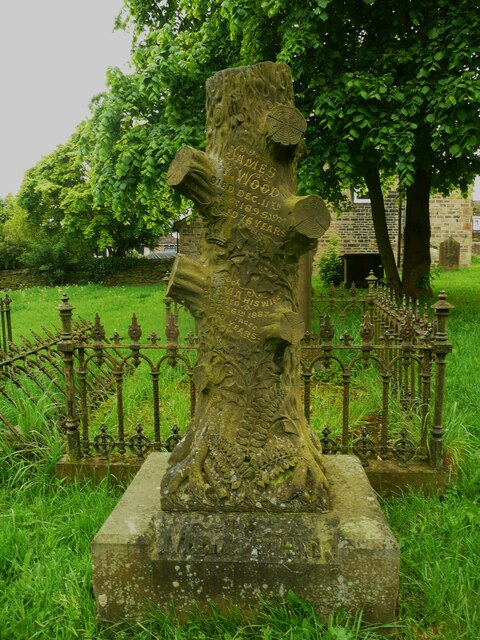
92, 453, 399, 630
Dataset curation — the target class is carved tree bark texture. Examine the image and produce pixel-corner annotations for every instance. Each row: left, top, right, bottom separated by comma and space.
162, 62, 331, 512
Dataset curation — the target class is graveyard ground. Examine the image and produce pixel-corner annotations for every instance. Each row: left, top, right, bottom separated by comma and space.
1, 263, 479, 639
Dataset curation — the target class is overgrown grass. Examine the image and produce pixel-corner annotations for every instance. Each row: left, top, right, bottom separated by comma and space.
1, 267, 480, 639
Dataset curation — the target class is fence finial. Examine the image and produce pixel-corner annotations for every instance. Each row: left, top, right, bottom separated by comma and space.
366, 270, 378, 291
57, 293, 74, 342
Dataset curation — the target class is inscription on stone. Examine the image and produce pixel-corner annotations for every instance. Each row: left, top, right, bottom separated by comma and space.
156, 517, 335, 563
210, 277, 283, 343
215, 144, 286, 241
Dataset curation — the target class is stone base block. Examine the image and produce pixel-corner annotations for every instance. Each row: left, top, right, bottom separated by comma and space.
92, 453, 399, 630
56, 454, 141, 484
365, 459, 451, 497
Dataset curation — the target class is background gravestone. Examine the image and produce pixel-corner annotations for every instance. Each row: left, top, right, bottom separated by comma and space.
439, 236, 460, 269
162, 61, 331, 513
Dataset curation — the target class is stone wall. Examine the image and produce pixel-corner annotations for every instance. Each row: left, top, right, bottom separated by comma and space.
316, 190, 400, 258
0, 269, 49, 290
0, 259, 172, 291
174, 218, 203, 259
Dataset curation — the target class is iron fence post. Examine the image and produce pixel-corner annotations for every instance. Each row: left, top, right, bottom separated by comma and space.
57, 294, 81, 460
430, 291, 454, 470
0, 295, 12, 354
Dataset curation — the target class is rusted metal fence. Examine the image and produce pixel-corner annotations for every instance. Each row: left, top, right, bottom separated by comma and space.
0, 294, 188, 457
0, 279, 453, 472
56, 295, 194, 460
0, 297, 91, 432
302, 276, 453, 469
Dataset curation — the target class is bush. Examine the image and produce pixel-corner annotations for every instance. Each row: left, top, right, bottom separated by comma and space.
317, 236, 343, 287
21, 232, 91, 284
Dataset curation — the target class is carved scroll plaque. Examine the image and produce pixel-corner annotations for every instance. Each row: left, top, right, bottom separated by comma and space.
162, 62, 331, 512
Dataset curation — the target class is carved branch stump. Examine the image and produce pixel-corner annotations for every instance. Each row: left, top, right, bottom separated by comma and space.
162, 62, 331, 512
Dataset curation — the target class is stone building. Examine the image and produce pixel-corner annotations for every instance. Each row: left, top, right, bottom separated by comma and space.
173, 218, 202, 260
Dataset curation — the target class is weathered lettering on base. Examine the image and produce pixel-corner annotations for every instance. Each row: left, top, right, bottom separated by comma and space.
162, 62, 331, 512
153, 512, 336, 563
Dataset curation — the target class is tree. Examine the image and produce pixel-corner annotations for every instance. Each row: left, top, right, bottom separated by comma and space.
0, 198, 9, 224
18, 124, 159, 256
218, 0, 480, 296
112, 0, 480, 297
82, 5, 240, 230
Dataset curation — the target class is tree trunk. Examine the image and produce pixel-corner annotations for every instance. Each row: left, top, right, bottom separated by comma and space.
161, 62, 331, 513
402, 168, 432, 299
363, 169, 401, 293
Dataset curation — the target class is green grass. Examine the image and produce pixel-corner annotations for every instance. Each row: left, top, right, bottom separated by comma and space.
1, 267, 480, 639
3, 283, 195, 343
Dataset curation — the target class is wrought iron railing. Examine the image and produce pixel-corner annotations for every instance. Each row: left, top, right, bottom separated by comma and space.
56, 295, 193, 461
302, 276, 453, 469
0, 279, 453, 472
0, 293, 189, 459
0, 301, 92, 432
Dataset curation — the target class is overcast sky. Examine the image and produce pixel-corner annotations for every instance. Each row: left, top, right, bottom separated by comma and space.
0, 0, 131, 198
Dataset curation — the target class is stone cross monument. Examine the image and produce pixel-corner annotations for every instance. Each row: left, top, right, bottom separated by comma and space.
162, 61, 331, 513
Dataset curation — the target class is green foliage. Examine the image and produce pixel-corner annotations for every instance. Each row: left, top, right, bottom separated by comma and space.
20, 230, 91, 285
106, 0, 480, 298
317, 236, 343, 286
17, 124, 159, 257
113, 0, 480, 204
18, 126, 90, 234
0, 196, 36, 269
81, 3, 240, 224
0, 197, 9, 223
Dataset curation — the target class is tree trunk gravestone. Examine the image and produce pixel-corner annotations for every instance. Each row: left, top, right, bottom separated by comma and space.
92, 64, 400, 627
161, 62, 331, 513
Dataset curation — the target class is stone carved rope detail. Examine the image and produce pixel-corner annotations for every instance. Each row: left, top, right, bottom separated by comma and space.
161, 62, 331, 512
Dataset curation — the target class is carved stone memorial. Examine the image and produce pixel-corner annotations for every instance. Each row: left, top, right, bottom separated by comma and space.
162, 61, 330, 513
92, 63, 399, 631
